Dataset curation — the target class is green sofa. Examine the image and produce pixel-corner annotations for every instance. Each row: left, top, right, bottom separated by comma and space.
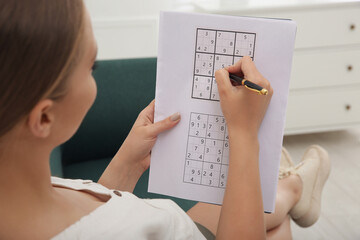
50, 58, 197, 211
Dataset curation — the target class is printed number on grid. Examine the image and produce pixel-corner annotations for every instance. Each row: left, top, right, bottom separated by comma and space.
192, 29, 256, 101
184, 112, 231, 188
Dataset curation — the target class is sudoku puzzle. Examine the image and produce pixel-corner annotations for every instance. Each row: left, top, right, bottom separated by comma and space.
192, 28, 256, 101
183, 112, 230, 188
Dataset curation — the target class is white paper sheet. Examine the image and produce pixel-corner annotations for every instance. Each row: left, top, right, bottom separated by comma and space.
148, 11, 296, 213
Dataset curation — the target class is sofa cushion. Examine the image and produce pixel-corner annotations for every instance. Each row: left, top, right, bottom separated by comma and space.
61, 58, 157, 167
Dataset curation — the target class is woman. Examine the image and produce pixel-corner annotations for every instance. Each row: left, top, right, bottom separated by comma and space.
0, 0, 330, 239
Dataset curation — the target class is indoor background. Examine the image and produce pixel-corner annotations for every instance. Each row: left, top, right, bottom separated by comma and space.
83, 0, 360, 239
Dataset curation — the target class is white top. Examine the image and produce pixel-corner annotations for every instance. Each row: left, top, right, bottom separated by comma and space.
51, 177, 205, 240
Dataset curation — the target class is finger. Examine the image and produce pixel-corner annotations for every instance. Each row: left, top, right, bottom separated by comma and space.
215, 68, 232, 94
141, 100, 155, 115
225, 58, 243, 74
226, 56, 259, 81
239, 56, 260, 81
148, 112, 181, 136
138, 100, 155, 124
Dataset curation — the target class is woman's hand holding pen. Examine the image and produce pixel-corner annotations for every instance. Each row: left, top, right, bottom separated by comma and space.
216, 56, 272, 239
215, 56, 273, 139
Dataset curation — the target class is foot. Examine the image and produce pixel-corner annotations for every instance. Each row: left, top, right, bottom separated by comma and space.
279, 174, 303, 208
289, 145, 331, 227
280, 147, 295, 168
279, 147, 296, 180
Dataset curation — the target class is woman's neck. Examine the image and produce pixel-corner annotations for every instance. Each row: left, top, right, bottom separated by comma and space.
0, 133, 57, 212
0, 132, 76, 239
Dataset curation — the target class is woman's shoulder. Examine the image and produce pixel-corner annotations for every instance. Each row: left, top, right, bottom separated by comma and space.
51, 177, 205, 240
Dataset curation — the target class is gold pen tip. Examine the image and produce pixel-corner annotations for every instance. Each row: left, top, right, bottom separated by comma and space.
260, 89, 268, 95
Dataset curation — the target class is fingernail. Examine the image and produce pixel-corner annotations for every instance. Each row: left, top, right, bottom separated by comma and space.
170, 112, 181, 121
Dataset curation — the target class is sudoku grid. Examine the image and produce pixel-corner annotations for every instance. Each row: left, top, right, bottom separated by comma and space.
192, 28, 256, 101
183, 112, 230, 188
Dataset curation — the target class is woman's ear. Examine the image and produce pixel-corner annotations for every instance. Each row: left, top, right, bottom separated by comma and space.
27, 99, 54, 138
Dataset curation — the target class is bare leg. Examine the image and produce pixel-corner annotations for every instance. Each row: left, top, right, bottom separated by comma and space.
187, 175, 302, 235
267, 215, 292, 240
265, 175, 302, 231
187, 202, 221, 235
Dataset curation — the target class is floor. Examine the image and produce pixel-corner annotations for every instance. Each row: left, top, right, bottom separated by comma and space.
283, 128, 360, 240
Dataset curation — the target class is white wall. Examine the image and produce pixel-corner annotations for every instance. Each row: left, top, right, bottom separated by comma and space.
84, 0, 175, 59
85, 0, 173, 19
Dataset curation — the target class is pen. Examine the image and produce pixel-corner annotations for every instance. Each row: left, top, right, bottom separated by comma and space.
229, 73, 268, 95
